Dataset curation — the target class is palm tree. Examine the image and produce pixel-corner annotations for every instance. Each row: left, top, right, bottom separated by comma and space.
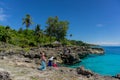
22, 14, 33, 29
35, 24, 41, 37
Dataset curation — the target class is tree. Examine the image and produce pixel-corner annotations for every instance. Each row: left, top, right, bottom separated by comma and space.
18, 27, 23, 33
46, 16, 69, 41
0, 29, 11, 43
34, 24, 42, 45
56, 21, 69, 41
34, 24, 41, 36
5, 25, 11, 30
22, 14, 33, 29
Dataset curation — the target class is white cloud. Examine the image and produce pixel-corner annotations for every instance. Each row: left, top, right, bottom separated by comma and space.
0, 7, 7, 21
0, 14, 7, 21
93, 42, 120, 46
96, 24, 103, 27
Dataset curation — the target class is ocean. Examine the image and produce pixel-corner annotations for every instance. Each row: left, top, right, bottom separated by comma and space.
69, 46, 120, 76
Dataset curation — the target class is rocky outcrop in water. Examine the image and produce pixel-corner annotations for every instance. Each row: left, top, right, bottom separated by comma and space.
114, 74, 120, 79
88, 47, 104, 54
76, 66, 119, 80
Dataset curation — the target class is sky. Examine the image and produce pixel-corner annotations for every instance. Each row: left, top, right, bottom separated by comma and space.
0, 0, 120, 46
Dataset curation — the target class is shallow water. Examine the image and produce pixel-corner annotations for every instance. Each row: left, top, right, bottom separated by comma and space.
69, 46, 120, 76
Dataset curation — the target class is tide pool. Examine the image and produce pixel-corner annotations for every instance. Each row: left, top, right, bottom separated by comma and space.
69, 46, 120, 76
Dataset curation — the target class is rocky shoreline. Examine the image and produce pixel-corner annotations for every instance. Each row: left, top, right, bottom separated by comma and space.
0, 42, 120, 80
0, 57, 120, 80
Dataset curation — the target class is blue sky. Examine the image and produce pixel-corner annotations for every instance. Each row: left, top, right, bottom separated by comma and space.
0, 0, 120, 46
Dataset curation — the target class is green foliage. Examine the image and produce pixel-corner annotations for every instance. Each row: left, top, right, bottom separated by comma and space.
5, 25, 11, 30
18, 27, 23, 33
22, 14, 33, 29
69, 40, 89, 46
34, 24, 41, 36
0, 15, 90, 48
23, 47, 30, 52
46, 16, 69, 41
0, 26, 11, 43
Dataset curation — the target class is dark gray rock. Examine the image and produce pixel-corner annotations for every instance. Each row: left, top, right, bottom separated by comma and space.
24, 58, 32, 63
0, 71, 11, 80
23, 51, 40, 59
34, 58, 40, 64
61, 53, 80, 65
78, 52, 88, 59
76, 66, 94, 76
114, 74, 120, 79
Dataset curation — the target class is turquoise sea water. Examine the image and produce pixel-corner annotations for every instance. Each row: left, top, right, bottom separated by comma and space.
69, 46, 120, 76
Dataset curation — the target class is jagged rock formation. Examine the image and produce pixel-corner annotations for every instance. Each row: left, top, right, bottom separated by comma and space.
0, 42, 104, 65
88, 47, 104, 54
77, 66, 94, 77
114, 74, 120, 79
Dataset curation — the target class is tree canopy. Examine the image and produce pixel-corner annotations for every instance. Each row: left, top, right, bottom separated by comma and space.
46, 16, 69, 41
22, 14, 33, 29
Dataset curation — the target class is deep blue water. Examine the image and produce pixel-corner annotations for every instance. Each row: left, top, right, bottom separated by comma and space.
69, 46, 120, 76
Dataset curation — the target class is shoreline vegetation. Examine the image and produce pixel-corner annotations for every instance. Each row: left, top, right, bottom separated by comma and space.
0, 15, 120, 80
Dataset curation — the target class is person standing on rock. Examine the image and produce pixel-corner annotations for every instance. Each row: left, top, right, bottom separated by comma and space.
38, 51, 46, 70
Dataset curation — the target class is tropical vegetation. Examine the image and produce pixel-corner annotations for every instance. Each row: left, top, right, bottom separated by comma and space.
0, 14, 90, 48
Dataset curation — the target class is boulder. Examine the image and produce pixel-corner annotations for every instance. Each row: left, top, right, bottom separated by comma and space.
88, 47, 104, 54
23, 51, 40, 59
61, 53, 80, 65
76, 66, 94, 76
0, 71, 11, 80
78, 52, 88, 59
114, 74, 120, 79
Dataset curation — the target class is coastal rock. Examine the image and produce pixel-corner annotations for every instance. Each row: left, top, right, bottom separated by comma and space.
88, 47, 104, 54
114, 74, 120, 79
61, 53, 80, 65
0, 71, 11, 80
0, 42, 104, 63
78, 52, 88, 59
23, 51, 41, 59
76, 66, 94, 76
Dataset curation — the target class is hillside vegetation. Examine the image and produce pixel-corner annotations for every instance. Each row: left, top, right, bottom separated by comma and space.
0, 15, 90, 48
